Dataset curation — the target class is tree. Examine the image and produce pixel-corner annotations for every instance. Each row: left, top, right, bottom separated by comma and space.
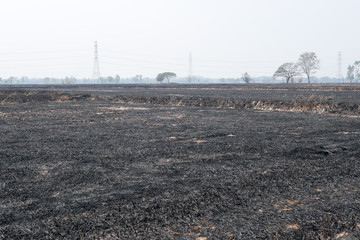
156, 72, 176, 84
20, 76, 29, 84
8, 76, 16, 84
297, 52, 320, 84
241, 72, 252, 84
156, 73, 165, 83
273, 63, 300, 84
115, 75, 120, 83
63, 76, 76, 84
106, 76, 114, 83
347, 65, 355, 83
355, 61, 360, 82
132, 74, 142, 83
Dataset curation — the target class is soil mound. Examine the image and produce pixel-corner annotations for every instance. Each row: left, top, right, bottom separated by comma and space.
111, 95, 360, 116
0, 90, 91, 104
1, 89, 359, 116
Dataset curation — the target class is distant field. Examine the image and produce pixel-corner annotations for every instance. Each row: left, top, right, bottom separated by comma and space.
1, 84, 360, 239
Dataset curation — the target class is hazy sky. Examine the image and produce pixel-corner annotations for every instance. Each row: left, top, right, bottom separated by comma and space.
0, 0, 359, 79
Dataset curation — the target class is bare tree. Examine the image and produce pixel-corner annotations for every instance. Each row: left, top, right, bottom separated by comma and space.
297, 52, 320, 84
273, 63, 300, 84
241, 72, 252, 84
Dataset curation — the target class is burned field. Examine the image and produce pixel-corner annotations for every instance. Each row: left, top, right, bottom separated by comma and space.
0, 85, 360, 239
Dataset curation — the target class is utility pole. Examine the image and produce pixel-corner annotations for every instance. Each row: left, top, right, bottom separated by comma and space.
188, 52, 192, 83
338, 51, 343, 82
92, 41, 101, 84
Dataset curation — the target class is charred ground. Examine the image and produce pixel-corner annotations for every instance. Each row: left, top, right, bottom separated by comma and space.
0, 84, 360, 239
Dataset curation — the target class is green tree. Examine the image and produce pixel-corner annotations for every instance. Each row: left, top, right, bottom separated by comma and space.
106, 76, 114, 83
156, 72, 176, 84
8, 76, 16, 84
63, 76, 76, 84
115, 75, 120, 83
44, 77, 51, 84
347, 65, 355, 83
273, 63, 300, 84
355, 61, 360, 82
20, 76, 29, 84
132, 74, 142, 83
297, 52, 320, 84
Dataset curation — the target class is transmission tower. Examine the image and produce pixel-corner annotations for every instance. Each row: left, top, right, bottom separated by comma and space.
188, 52, 193, 83
337, 51, 343, 82
92, 41, 101, 84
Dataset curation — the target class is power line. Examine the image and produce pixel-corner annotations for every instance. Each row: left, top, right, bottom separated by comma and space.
101, 55, 282, 70
101, 49, 187, 61
101, 48, 293, 64
0, 56, 91, 63
101, 61, 270, 76
0, 49, 89, 56
0, 62, 91, 68
0, 45, 344, 79
101, 55, 188, 66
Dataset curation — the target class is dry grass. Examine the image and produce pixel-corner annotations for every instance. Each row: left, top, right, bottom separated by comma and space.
99, 106, 148, 111
286, 224, 300, 230
55, 95, 70, 102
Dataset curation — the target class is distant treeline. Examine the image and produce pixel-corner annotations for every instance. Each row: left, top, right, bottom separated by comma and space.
0, 75, 356, 85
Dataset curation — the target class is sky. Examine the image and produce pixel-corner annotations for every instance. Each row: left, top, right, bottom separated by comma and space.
0, 0, 359, 79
